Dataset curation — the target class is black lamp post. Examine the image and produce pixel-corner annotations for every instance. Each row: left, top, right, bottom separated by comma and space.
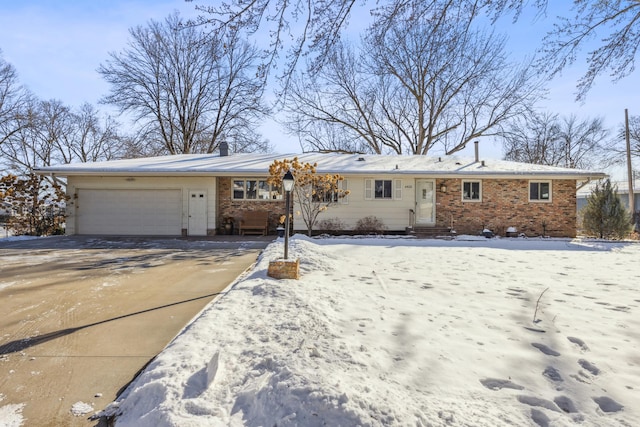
282, 170, 295, 259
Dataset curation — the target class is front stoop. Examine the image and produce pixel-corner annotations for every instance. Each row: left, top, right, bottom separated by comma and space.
267, 259, 300, 280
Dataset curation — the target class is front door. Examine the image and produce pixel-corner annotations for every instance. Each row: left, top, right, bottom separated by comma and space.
188, 190, 207, 236
415, 179, 435, 225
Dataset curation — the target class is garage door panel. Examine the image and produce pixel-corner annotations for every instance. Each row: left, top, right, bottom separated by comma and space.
77, 189, 182, 235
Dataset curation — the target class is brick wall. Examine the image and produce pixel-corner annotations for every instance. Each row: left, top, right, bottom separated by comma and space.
217, 177, 286, 234
435, 179, 577, 237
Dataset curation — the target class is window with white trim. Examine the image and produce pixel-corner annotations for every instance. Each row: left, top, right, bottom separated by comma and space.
365, 179, 402, 200
311, 179, 348, 203
529, 181, 551, 201
232, 179, 283, 200
462, 180, 482, 202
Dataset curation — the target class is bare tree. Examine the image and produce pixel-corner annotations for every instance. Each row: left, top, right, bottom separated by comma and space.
539, 1, 640, 101
1, 98, 122, 173
98, 12, 270, 155
1, 98, 73, 173
501, 111, 610, 169
600, 114, 640, 170
482, 0, 640, 101
57, 103, 124, 163
284, 2, 542, 155
193, 0, 640, 102
191, 0, 368, 92
0, 51, 29, 147
284, 41, 385, 154
625, 115, 640, 160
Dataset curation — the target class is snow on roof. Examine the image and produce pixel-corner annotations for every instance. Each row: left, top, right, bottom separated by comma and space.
34, 152, 606, 179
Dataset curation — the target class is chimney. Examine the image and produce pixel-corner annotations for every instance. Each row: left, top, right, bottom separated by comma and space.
219, 141, 229, 157
474, 140, 479, 163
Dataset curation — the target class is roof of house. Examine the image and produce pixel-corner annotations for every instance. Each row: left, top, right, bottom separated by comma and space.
34, 152, 606, 180
577, 179, 640, 196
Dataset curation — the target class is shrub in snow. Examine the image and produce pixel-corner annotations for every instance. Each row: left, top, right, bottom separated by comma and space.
354, 216, 386, 235
580, 179, 632, 239
316, 217, 346, 235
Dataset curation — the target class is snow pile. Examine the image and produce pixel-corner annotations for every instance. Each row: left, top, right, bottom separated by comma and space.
70, 401, 94, 416
98, 236, 638, 427
0, 402, 25, 427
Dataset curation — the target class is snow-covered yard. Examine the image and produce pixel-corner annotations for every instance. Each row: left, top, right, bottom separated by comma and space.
5, 235, 640, 426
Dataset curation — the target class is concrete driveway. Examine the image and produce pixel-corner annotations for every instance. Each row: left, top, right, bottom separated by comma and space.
0, 235, 271, 427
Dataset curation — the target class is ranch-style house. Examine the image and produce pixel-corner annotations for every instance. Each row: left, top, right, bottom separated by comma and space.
35, 150, 606, 238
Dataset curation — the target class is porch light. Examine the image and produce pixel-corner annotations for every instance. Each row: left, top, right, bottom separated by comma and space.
440, 184, 447, 193
283, 170, 295, 192
283, 170, 295, 259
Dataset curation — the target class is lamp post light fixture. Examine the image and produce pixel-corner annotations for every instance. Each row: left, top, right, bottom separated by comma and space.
282, 170, 295, 260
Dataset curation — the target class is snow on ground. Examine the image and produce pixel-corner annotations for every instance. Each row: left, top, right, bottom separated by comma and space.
0, 393, 24, 427
89, 235, 640, 427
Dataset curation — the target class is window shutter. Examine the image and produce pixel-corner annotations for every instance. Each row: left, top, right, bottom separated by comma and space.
340, 179, 349, 204
394, 179, 402, 200
364, 179, 373, 200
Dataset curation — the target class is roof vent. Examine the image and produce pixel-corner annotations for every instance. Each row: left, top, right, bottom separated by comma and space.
481, 160, 486, 167
357, 157, 365, 162
219, 141, 229, 157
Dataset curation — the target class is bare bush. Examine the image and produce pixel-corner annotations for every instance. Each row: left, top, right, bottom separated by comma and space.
316, 217, 346, 235
354, 216, 386, 235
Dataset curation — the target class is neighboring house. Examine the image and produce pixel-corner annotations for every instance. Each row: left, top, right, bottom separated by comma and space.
34, 151, 605, 238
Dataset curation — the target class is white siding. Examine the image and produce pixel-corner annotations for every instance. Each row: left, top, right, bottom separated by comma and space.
293, 175, 415, 232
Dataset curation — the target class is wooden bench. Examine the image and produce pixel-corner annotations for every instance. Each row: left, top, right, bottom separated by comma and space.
239, 211, 269, 236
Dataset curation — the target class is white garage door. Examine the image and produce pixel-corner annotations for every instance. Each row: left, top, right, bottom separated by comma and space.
77, 189, 182, 235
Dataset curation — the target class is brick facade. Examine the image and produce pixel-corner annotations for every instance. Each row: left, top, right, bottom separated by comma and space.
435, 178, 577, 237
217, 177, 286, 235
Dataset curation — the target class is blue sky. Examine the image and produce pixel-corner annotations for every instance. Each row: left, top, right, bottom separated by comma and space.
0, 1, 637, 177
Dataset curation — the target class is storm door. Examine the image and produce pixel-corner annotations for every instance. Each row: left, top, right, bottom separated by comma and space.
415, 179, 435, 225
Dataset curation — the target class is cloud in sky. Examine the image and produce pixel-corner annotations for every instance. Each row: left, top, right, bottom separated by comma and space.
0, 1, 638, 165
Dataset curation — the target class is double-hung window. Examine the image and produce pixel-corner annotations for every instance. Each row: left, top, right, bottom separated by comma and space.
529, 181, 551, 202
462, 180, 482, 202
233, 179, 283, 200
365, 179, 402, 200
312, 179, 349, 204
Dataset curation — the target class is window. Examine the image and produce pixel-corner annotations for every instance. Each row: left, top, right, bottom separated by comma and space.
376, 180, 393, 199
462, 180, 482, 202
232, 179, 283, 200
365, 179, 402, 200
529, 181, 551, 201
311, 179, 348, 204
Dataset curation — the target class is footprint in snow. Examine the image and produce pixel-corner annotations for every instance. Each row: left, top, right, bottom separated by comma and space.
531, 343, 560, 356
517, 395, 561, 412
542, 366, 563, 383
567, 336, 589, 351
479, 378, 524, 391
578, 359, 600, 376
554, 396, 578, 413
530, 408, 549, 427
593, 396, 624, 413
